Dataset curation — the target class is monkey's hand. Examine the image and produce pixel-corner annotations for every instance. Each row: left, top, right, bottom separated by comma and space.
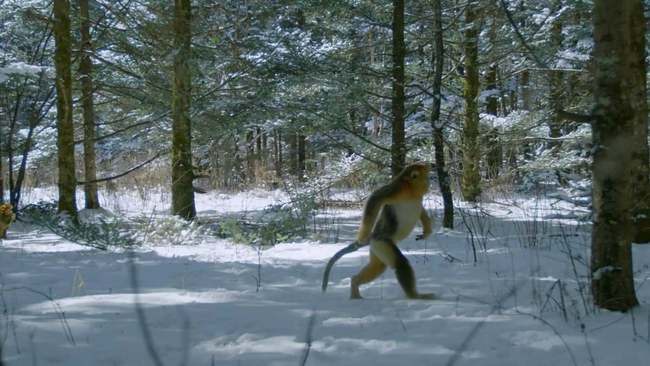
416, 231, 432, 241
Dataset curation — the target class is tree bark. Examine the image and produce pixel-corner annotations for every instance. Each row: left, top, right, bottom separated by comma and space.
391, 0, 406, 177
246, 129, 255, 184
297, 133, 306, 181
53, 0, 78, 217
274, 130, 282, 179
288, 131, 298, 176
485, 63, 502, 179
520, 69, 531, 110
590, 0, 646, 311
11, 112, 37, 210
79, 0, 100, 209
548, 6, 563, 149
461, 2, 481, 202
431, 0, 454, 229
171, 0, 196, 220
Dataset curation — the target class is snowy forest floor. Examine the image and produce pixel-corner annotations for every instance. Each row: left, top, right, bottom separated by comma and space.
1, 189, 650, 366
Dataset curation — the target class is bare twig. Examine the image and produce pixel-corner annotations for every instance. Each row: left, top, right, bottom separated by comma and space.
498, 0, 592, 123
515, 310, 579, 366
299, 311, 317, 366
445, 281, 526, 366
77, 152, 165, 185
2, 287, 75, 346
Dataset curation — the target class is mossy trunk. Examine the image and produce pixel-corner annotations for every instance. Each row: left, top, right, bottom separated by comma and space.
591, 0, 646, 311
297, 133, 306, 181
53, 0, 78, 217
79, 0, 100, 209
171, 0, 196, 220
461, 3, 481, 202
431, 0, 454, 229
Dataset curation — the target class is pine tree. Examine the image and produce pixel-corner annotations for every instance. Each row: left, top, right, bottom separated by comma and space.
171, 0, 196, 219
53, 0, 78, 217
590, 0, 647, 311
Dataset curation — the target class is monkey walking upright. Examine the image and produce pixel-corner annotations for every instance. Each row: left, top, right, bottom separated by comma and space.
0, 203, 15, 239
322, 163, 434, 299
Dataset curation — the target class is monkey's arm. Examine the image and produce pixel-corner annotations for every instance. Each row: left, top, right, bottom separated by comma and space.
416, 209, 433, 240
356, 185, 397, 242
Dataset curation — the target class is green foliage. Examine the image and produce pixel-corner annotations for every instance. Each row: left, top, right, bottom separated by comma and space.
218, 195, 317, 246
21, 201, 140, 250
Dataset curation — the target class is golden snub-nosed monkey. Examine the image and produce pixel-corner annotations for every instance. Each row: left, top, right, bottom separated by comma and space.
0, 203, 15, 239
322, 163, 434, 299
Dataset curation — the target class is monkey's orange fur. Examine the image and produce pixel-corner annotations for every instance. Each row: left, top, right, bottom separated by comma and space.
0, 203, 15, 239
350, 163, 433, 299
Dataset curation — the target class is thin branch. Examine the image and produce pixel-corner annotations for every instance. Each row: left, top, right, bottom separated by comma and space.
73, 113, 167, 145
299, 311, 317, 366
498, 0, 593, 123
77, 152, 165, 185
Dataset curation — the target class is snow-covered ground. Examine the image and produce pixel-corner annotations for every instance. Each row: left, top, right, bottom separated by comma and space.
1, 189, 650, 365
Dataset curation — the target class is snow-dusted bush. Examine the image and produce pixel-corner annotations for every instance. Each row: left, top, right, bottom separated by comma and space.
135, 215, 214, 246
21, 201, 139, 250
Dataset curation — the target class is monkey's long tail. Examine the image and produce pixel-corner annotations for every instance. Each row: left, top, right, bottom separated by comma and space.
321, 241, 363, 292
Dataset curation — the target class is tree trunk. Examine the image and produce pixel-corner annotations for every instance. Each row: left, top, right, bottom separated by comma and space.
288, 131, 298, 177
520, 69, 531, 110
246, 130, 255, 184
274, 130, 282, 179
79, 0, 100, 209
171, 0, 196, 220
590, 0, 646, 311
431, 0, 454, 229
391, 0, 406, 177
53, 0, 78, 217
11, 112, 37, 210
297, 133, 306, 181
461, 3, 481, 202
485, 63, 502, 179
548, 6, 563, 149
486, 65, 499, 117
0, 153, 3, 204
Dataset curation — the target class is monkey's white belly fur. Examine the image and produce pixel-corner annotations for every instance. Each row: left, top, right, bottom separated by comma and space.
388, 201, 422, 242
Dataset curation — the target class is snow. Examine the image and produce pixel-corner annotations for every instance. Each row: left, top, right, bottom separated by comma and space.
0, 62, 44, 82
1, 189, 650, 365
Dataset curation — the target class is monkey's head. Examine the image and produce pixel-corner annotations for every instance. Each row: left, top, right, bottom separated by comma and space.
399, 163, 430, 197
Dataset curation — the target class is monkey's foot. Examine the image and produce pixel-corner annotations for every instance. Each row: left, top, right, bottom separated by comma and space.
410, 292, 436, 300
350, 286, 363, 299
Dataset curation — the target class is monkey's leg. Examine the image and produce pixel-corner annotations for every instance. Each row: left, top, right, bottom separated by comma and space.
371, 239, 434, 300
350, 253, 386, 299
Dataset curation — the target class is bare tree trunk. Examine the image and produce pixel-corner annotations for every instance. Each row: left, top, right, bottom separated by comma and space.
431, 0, 454, 229
171, 0, 196, 220
485, 63, 502, 179
590, 0, 646, 311
391, 0, 406, 177
0, 153, 3, 204
53, 0, 78, 217
274, 130, 282, 179
520, 69, 531, 110
288, 131, 298, 177
246, 129, 255, 184
461, 2, 481, 202
79, 0, 100, 209
11, 112, 36, 209
297, 133, 306, 181
548, 4, 563, 149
